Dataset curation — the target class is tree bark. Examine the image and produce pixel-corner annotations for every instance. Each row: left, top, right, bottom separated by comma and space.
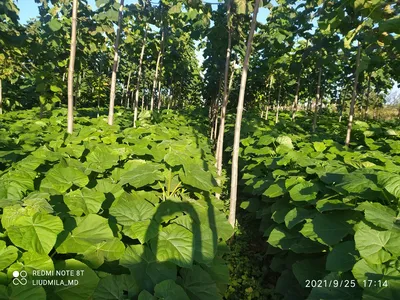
134, 24, 148, 128
364, 73, 371, 119
312, 67, 322, 132
229, 0, 260, 227
157, 79, 162, 111
0, 79, 2, 115
345, 42, 362, 146
291, 70, 301, 121
67, 0, 78, 134
275, 84, 282, 124
108, 0, 124, 126
150, 29, 165, 112
215, 0, 232, 179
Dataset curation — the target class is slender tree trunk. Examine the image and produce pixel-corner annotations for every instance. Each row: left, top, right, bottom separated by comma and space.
275, 84, 282, 124
229, 0, 260, 227
364, 73, 371, 119
134, 24, 148, 128
157, 79, 162, 111
0, 79, 2, 115
265, 77, 272, 120
123, 70, 131, 106
150, 29, 165, 112
215, 0, 232, 180
107, 0, 124, 126
312, 67, 322, 132
345, 42, 362, 146
211, 78, 223, 140
67, 0, 78, 134
292, 70, 302, 121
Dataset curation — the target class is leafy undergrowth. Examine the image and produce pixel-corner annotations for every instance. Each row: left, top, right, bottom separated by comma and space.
224, 212, 281, 300
225, 110, 400, 300
0, 108, 233, 299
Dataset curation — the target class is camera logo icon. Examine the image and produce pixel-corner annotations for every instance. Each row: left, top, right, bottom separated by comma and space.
12, 271, 27, 286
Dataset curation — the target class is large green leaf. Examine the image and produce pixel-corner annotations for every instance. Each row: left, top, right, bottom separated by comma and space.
357, 202, 400, 231
84, 144, 120, 173
57, 214, 115, 254
53, 259, 99, 300
289, 181, 319, 202
326, 241, 358, 272
151, 224, 193, 268
93, 274, 139, 300
179, 265, 221, 300
0, 241, 18, 271
179, 163, 216, 191
154, 280, 189, 300
40, 165, 89, 194
110, 192, 155, 227
354, 224, 399, 264
117, 161, 163, 188
377, 172, 400, 199
64, 188, 105, 216
7, 213, 63, 254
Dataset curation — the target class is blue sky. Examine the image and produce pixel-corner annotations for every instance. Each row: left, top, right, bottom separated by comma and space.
18, 0, 270, 24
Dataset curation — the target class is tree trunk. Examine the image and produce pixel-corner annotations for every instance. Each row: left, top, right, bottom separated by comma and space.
312, 67, 322, 132
345, 42, 362, 146
67, 0, 78, 134
275, 84, 282, 124
107, 0, 124, 126
265, 77, 272, 120
215, 0, 232, 179
0, 79, 2, 115
123, 70, 131, 106
134, 24, 148, 128
292, 70, 302, 121
229, 0, 260, 227
211, 78, 223, 140
157, 79, 162, 111
150, 29, 165, 112
364, 73, 371, 119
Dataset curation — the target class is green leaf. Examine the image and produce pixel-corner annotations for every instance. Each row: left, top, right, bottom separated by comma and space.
50, 85, 62, 93
309, 213, 353, 246
40, 165, 89, 194
289, 181, 319, 202
313, 141, 326, 152
122, 219, 159, 244
80, 238, 125, 268
352, 259, 400, 299
292, 257, 327, 288
48, 18, 62, 31
377, 172, 400, 199
138, 290, 157, 300
357, 202, 400, 231
7, 213, 63, 254
117, 162, 163, 188
57, 214, 115, 254
120, 245, 177, 289
284, 207, 315, 229
268, 225, 326, 253
263, 180, 286, 198
354, 224, 394, 264
179, 265, 221, 300
53, 259, 99, 300
84, 144, 120, 173
64, 187, 106, 216
179, 163, 216, 191
276, 135, 294, 149
94, 274, 139, 300
152, 224, 193, 268
110, 192, 155, 227
326, 241, 358, 272
316, 199, 355, 212
0, 241, 18, 271
154, 280, 189, 300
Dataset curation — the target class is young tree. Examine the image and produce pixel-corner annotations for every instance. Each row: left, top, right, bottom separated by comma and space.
67, 0, 78, 134
229, 0, 261, 227
108, 0, 125, 126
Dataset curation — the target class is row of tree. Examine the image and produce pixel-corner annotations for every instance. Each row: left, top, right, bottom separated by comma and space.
1, 0, 399, 226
